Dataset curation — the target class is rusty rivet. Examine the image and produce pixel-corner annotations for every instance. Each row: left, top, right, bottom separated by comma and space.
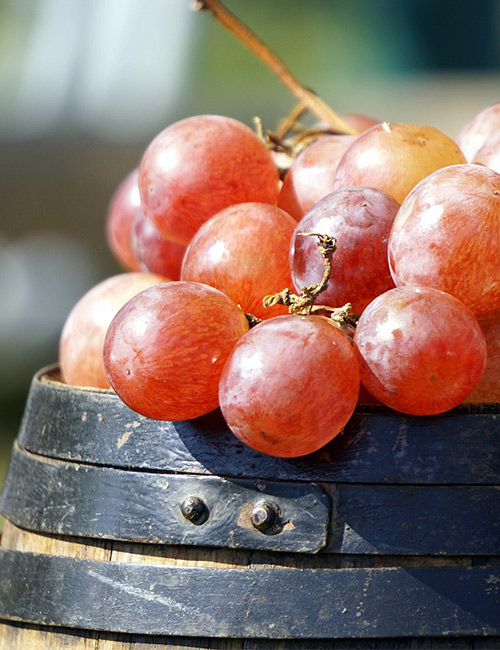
180, 496, 206, 522
251, 502, 279, 533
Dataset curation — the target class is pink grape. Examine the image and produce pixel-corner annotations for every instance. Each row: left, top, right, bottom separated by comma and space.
59, 272, 167, 389
354, 286, 487, 416
290, 186, 399, 313
456, 101, 500, 161
332, 122, 466, 204
219, 315, 360, 457
277, 135, 356, 221
139, 115, 281, 246
132, 209, 186, 281
105, 168, 142, 271
314, 113, 380, 134
388, 164, 500, 316
181, 202, 296, 320
472, 129, 500, 173
104, 281, 249, 421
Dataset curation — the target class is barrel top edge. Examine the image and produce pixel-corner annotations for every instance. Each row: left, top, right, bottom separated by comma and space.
36, 364, 114, 396
32, 365, 500, 417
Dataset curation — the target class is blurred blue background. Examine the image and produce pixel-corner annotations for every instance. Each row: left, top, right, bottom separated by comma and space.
1, 0, 500, 474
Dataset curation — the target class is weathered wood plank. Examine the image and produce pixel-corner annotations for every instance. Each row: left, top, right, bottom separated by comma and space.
3, 621, 499, 650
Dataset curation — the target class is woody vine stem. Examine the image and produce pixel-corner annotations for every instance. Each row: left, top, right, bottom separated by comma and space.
192, 0, 358, 136
193, 1, 358, 332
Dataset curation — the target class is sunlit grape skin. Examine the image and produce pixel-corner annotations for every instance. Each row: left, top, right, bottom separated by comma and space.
104, 281, 249, 421
59, 272, 167, 389
472, 129, 500, 173
332, 122, 466, 204
139, 115, 281, 246
277, 135, 356, 221
219, 315, 360, 458
354, 286, 487, 416
132, 209, 186, 281
181, 203, 295, 320
290, 186, 399, 313
456, 101, 500, 161
105, 168, 142, 271
388, 164, 500, 316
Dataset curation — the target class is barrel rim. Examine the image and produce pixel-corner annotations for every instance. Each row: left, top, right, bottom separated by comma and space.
14, 364, 500, 485
35, 364, 500, 415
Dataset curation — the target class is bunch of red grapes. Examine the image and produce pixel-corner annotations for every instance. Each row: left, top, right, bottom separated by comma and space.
59, 102, 500, 458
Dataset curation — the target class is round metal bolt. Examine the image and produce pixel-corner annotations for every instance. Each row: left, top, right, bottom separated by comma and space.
180, 496, 206, 523
250, 502, 279, 533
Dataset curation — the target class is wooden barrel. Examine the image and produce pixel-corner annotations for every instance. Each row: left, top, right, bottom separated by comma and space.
0, 365, 499, 649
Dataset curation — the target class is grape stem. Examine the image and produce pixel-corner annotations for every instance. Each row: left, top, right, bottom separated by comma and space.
263, 234, 358, 333
264, 233, 336, 314
192, 0, 359, 135
245, 312, 262, 329
255, 113, 346, 161
275, 102, 309, 140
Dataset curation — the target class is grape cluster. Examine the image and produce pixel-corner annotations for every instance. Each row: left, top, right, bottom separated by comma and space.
59, 102, 500, 458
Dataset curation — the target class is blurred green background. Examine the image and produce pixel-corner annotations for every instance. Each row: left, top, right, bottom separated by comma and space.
1, 0, 500, 497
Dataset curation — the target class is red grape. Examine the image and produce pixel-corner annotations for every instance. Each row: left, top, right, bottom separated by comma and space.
472, 129, 500, 173
132, 209, 186, 281
181, 202, 296, 320
464, 308, 500, 403
290, 186, 399, 313
354, 286, 487, 416
388, 164, 500, 316
105, 168, 142, 271
357, 382, 381, 406
340, 112, 380, 133
59, 272, 167, 389
456, 101, 500, 162
139, 115, 281, 246
314, 113, 380, 134
332, 122, 466, 204
104, 281, 249, 421
219, 315, 360, 457
277, 135, 356, 221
